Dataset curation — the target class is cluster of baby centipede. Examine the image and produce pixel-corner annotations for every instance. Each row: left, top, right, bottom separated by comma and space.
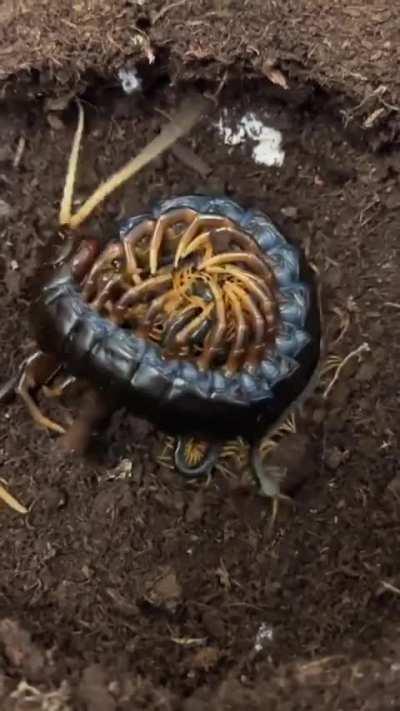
75, 209, 280, 373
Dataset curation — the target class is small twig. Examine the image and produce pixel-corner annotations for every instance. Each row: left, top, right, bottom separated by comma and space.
171, 636, 207, 646
13, 135, 26, 168
323, 343, 370, 399
379, 96, 400, 113
171, 142, 212, 179
380, 580, 400, 595
385, 302, 400, 310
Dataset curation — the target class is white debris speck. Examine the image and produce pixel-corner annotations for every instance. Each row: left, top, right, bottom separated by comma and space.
106, 458, 133, 481
254, 622, 274, 652
118, 67, 142, 95
10, 260, 19, 271
215, 110, 285, 167
216, 113, 247, 146
0, 198, 12, 219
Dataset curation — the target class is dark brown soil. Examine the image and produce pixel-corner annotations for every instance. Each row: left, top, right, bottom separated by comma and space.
2, 0, 400, 138
1, 3, 400, 711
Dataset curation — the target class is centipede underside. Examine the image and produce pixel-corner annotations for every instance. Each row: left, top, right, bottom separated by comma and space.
32, 196, 321, 444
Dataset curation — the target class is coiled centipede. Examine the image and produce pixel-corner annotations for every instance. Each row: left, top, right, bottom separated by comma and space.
1, 97, 321, 518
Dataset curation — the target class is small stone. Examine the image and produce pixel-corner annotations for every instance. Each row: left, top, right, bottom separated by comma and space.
325, 267, 342, 290
185, 490, 205, 523
386, 473, 400, 498
78, 665, 116, 711
356, 361, 378, 382
281, 206, 298, 219
312, 408, 326, 425
201, 610, 225, 641
45, 92, 74, 112
0, 146, 11, 163
191, 647, 221, 671
0, 619, 44, 679
369, 322, 384, 340
46, 113, 65, 130
326, 447, 348, 471
0, 199, 12, 219
329, 381, 351, 408
384, 190, 400, 210
146, 567, 182, 612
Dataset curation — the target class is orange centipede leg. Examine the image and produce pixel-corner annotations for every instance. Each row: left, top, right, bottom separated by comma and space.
209, 226, 265, 258
179, 231, 214, 261
227, 282, 266, 368
122, 219, 155, 286
149, 208, 197, 275
90, 274, 124, 311
207, 265, 277, 337
223, 284, 248, 373
201, 251, 275, 285
174, 302, 214, 347
81, 242, 124, 301
115, 273, 172, 313
197, 279, 226, 370
174, 215, 231, 268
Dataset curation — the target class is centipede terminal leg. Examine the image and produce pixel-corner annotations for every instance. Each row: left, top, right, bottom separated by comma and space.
16, 351, 66, 434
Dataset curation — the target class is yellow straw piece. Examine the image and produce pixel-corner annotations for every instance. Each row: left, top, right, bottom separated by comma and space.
67, 94, 208, 230
59, 100, 85, 227
0, 483, 28, 514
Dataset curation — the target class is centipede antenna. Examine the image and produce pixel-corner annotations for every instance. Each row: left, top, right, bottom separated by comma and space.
68, 95, 208, 230
0, 482, 28, 514
59, 100, 85, 227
